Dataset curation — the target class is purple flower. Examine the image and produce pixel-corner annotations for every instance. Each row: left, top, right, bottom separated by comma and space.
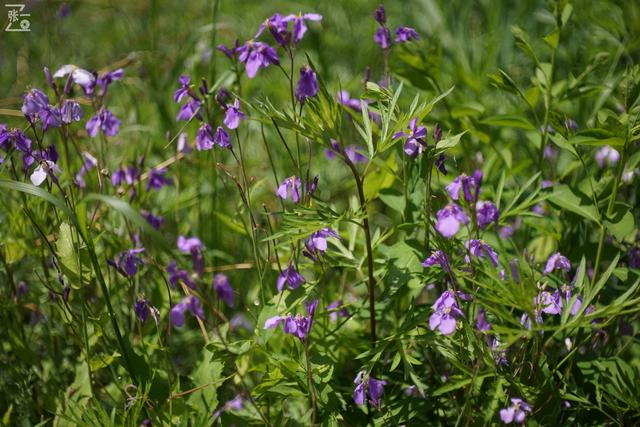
337, 90, 363, 111
111, 248, 145, 277
304, 228, 339, 260
446, 173, 478, 201
146, 168, 173, 191
74, 152, 97, 188
86, 107, 121, 137
170, 295, 205, 327
476, 308, 491, 332
96, 68, 124, 96
295, 65, 318, 103
465, 239, 499, 267
353, 371, 387, 408
276, 176, 302, 203
435, 203, 468, 238
61, 100, 83, 123
22, 88, 50, 117
429, 290, 465, 335
421, 250, 450, 272
196, 122, 215, 151
395, 26, 419, 43
213, 273, 235, 307
564, 118, 578, 131
30, 160, 61, 186
544, 145, 558, 159
256, 14, 291, 47
288, 12, 322, 44
223, 98, 246, 129
134, 296, 159, 324
213, 126, 231, 148
177, 235, 204, 274
176, 98, 201, 122
237, 41, 280, 79
53, 65, 95, 92
213, 394, 245, 419
327, 300, 349, 321
373, 4, 386, 25
535, 290, 563, 315
217, 41, 239, 59
499, 398, 532, 424
543, 252, 571, 275
141, 210, 164, 230
177, 133, 192, 153
264, 299, 318, 342
174, 75, 191, 103
435, 154, 448, 175
325, 140, 368, 163
374, 27, 391, 49
393, 118, 427, 158
595, 146, 620, 167
166, 260, 196, 289
277, 264, 305, 292
39, 106, 62, 130
476, 200, 499, 229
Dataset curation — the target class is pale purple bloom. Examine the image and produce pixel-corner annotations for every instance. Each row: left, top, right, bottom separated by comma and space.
465, 239, 499, 267
141, 210, 164, 230
96, 68, 124, 96
177, 133, 192, 153
166, 260, 196, 289
395, 26, 419, 43
353, 371, 387, 408
61, 99, 83, 123
446, 173, 478, 201
53, 64, 95, 91
421, 250, 450, 272
174, 75, 191, 103
543, 252, 571, 275
476, 308, 490, 332
543, 145, 558, 159
337, 90, 363, 111
374, 27, 391, 48
39, 106, 62, 130
263, 299, 318, 342
393, 118, 427, 158
276, 176, 302, 203
217, 41, 239, 59
213, 273, 235, 307
146, 168, 173, 191
176, 98, 201, 122
213, 394, 245, 419
256, 14, 291, 46
237, 41, 280, 79
499, 225, 514, 239
325, 139, 368, 163
327, 300, 349, 321
535, 290, 563, 315
196, 122, 214, 151
134, 296, 158, 324
213, 126, 231, 148
499, 398, 532, 424
295, 65, 318, 103
510, 259, 520, 283
223, 98, 246, 129
177, 236, 204, 253
22, 88, 50, 117
288, 12, 322, 44
595, 146, 620, 167
86, 107, 120, 137
74, 152, 97, 188
170, 295, 205, 327
435, 203, 468, 238
541, 180, 553, 189
304, 228, 339, 260
532, 204, 546, 215
429, 290, 465, 336
564, 118, 578, 131
30, 160, 61, 186
277, 264, 305, 292
476, 200, 499, 229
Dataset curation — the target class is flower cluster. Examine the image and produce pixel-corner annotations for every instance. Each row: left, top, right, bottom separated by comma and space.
264, 299, 318, 342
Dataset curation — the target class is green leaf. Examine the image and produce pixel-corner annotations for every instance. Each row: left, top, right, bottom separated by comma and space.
570, 129, 625, 147
543, 28, 560, 50
188, 354, 224, 413
379, 188, 406, 213
547, 184, 601, 224
436, 130, 468, 153
480, 114, 535, 130
56, 222, 91, 289
89, 351, 121, 371
604, 204, 635, 242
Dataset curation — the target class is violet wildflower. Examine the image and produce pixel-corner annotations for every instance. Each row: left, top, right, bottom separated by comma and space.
96, 68, 124, 96
373, 4, 386, 25
429, 290, 466, 335
499, 398, 532, 424
276, 176, 302, 203
564, 118, 578, 131
543, 145, 558, 159
295, 65, 318, 103
196, 122, 215, 151
325, 140, 368, 163
215, 87, 232, 106
543, 252, 571, 275
39, 106, 62, 130
213, 394, 245, 419
237, 41, 280, 79
61, 99, 83, 123
353, 371, 387, 408
111, 248, 145, 277
304, 228, 340, 260
337, 90, 363, 112
374, 27, 391, 49
465, 239, 499, 267
435, 203, 468, 238
217, 41, 239, 59
141, 210, 164, 230
170, 295, 205, 327
53, 64, 95, 91
264, 299, 318, 342
30, 160, 61, 186
446, 173, 478, 202
509, 259, 520, 283
476, 200, 500, 229
146, 168, 173, 191
595, 146, 620, 167
535, 290, 563, 315
393, 118, 427, 157
134, 296, 158, 325
176, 98, 201, 122
173, 75, 192, 103
177, 235, 205, 274
560, 283, 582, 316
86, 107, 121, 137
288, 12, 322, 44
223, 98, 246, 129
395, 26, 419, 42
327, 300, 349, 321
166, 260, 196, 289
476, 308, 491, 332
277, 264, 305, 292
435, 154, 448, 175
177, 132, 192, 153
422, 250, 451, 272
21, 88, 50, 117
256, 13, 291, 47
213, 273, 235, 307
74, 152, 97, 188
213, 126, 231, 148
